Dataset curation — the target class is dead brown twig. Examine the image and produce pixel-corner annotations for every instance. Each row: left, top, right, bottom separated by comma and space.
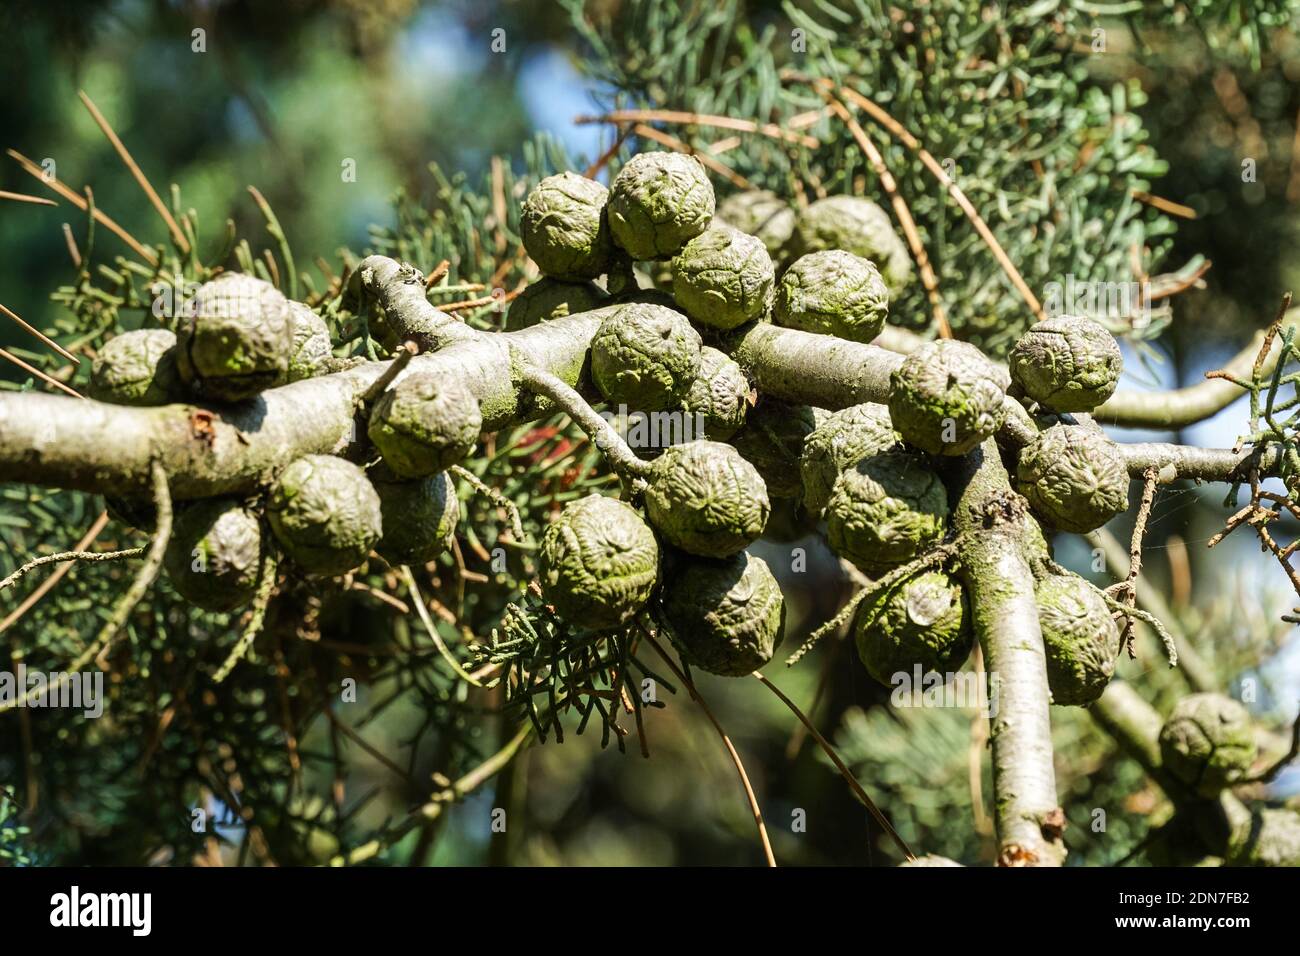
1132, 190, 1197, 220
78, 90, 190, 253
0, 302, 79, 365
583, 124, 633, 180
1205, 297, 1300, 623
1147, 258, 1212, 302
576, 108, 820, 149
1106, 468, 1159, 657
7, 149, 158, 265
817, 88, 951, 339
0, 513, 110, 636
629, 123, 755, 190
0, 346, 81, 398
788, 74, 1045, 324
753, 670, 915, 861
1210, 485, 1300, 601
440, 288, 522, 313
0, 190, 56, 206
640, 625, 777, 867
1204, 297, 1300, 616
423, 259, 451, 289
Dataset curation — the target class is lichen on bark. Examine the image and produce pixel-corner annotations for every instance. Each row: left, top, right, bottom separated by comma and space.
950, 440, 1065, 866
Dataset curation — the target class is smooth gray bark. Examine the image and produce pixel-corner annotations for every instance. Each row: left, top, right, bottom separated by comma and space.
948, 440, 1066, 866
0, 256, 1281, 498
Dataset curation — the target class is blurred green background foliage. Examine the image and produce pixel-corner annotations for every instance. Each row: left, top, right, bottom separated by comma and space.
1, 0, 1299, 866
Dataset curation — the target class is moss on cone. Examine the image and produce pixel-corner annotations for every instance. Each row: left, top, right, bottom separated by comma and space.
505, 277, 609, 331
853, 570, 972, 687
374, 472, 460, 566
728, 398, 816, 499
715, 189, 795, 258
662, 551, 785, 676
800, 402, 900, 517
608, 152, 715, 260
163, 499, 263, 612
1034, 572, 1121, 706
590, 302, 702, 412
268, 455, 383, 575
1010, 315, 1123, 412
177, 272, 292, 401
644, 441, 769, 557
520, 172, 614, 280
888, 339, 1010, 456
786, 195, 911, 293
681, 346, 750, 441
774, 250, 889, 343
670, 226, 774, 330
825, 451, 948, 575
285, 302, 333, 383
1016, 424, 1129, 533
90, 328, 182, 406
368, 372, 482, 477
1159, 693, 1257, 798
539, 494, 659, 629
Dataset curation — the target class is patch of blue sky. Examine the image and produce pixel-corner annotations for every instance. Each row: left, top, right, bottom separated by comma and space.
518, 47, 608, 167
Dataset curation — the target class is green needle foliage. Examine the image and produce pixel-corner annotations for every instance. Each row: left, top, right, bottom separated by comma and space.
564, 0, 1300, 354
0, 785, 37, 865
3, 1, 1300, 869
0, 126, 684, 865
1219, 315, 1300, 498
